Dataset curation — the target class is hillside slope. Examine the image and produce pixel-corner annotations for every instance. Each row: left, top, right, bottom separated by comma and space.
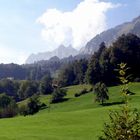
0, 83, 140, 140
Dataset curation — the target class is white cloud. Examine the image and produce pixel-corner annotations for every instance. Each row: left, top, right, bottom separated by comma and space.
37, 0, 120, 50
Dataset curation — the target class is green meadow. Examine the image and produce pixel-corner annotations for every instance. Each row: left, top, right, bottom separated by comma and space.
0, 83, 140, 140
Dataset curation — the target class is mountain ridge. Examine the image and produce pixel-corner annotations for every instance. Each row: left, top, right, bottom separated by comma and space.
26, 45, 78, 64
80, 15, 140, 54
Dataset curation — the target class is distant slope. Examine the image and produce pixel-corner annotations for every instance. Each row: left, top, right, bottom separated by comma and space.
80, 15, 140, 54
26, 45, 78, 64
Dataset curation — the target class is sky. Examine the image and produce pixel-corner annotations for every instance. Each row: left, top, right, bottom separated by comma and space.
0, 0, 140, 64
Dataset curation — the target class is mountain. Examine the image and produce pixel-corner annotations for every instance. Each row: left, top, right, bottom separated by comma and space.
26, 45, 78, 64
26, 15, 140, 63
80, 15, 140, 54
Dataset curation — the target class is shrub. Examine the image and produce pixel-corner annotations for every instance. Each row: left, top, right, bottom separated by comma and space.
27, 95, 41, 115
0, 104, 18, 118
99, 107, 140, 140
19, 105, 29, 116
51, 88, 66, 103
19, 95, 41, 116
0, 94, 18, 118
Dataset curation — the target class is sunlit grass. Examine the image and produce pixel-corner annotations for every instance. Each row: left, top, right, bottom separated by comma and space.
0, 83, 140, 140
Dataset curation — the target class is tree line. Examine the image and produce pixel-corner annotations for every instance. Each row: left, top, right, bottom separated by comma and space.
57, 33, 140, 87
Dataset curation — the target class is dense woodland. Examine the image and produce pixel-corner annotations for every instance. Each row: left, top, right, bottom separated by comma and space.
58, 33, 140, 86
0, 54, 90, 80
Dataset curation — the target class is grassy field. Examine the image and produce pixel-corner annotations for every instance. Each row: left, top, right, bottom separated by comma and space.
0, 83, 140, 140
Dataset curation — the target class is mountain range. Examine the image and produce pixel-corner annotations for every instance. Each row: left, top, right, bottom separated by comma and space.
26, 15, 140, 63
26, 45, 78, 64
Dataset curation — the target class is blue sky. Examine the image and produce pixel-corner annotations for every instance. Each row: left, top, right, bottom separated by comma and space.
0, 0, 139, 64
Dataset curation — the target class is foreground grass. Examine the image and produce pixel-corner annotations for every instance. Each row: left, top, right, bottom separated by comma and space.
0, 83, 140, 140
0, 108, 109, 140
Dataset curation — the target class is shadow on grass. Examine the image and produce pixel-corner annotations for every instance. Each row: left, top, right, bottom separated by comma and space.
51, 98, 70, 104
127, 91, 136, 95
102, 101, 124, 106
40, 103, 48, 110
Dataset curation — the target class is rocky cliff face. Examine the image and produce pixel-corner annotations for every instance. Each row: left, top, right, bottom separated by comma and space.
80, 16, 140, 54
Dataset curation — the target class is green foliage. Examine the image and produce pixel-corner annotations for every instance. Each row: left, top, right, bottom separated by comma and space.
58, 59, 88, 87
118, 63, 131, 103
27, 95, 41, 115
99, 107, 140, 140
19, 95, 41, 116
39, 74, 53, 94
19, 104, 29, 116
51, 88, 67, 103
0, 79, 19, 100
58, 64, 76, 86
18, 80, 39, 100
85, 57, 101, 84
86, 34, 140, 85
0, 94, 18, 118
0, 93, 12, 108
85, 42, 109, 85
100, 63, 140, 140
73, 59, 88, 84
94, 82, 109, 105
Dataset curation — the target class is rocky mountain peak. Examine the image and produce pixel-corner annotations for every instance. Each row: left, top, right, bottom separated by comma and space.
26, 45, 78, 64
80, 15, 140, 54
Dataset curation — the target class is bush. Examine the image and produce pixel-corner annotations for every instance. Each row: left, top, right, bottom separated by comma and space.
51, 88, 66, 103
19, 105, 29, 116
0, 104, 18, 118
19, 95, 41, 116
27, 95, 41, 115
0, 94, 18, 118
99, 107, 140, 140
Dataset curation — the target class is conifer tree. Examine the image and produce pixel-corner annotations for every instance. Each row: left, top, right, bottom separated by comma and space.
94, 82, 109, 105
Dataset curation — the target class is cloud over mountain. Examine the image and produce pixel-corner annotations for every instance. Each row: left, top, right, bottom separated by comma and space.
37, 0, 120, 50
